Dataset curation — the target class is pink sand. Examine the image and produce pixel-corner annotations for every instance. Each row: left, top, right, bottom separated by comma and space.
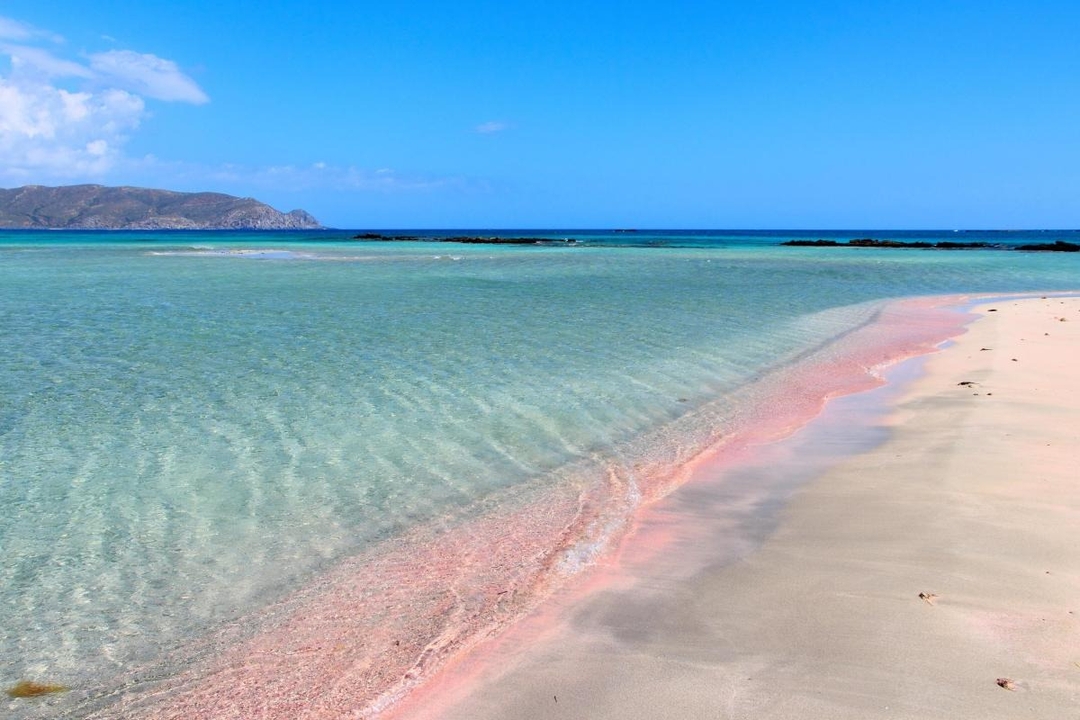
83, 295, 979, 719
402, 295, 1080, 720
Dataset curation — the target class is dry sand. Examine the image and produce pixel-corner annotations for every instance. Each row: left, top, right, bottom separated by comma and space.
407, 296, 1080, 720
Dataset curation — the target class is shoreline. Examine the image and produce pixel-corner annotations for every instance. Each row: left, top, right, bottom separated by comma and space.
21, 293, 1044, 719
402, 295, 1080, 719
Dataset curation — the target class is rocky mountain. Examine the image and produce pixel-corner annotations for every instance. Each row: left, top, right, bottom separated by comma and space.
0, 185, 321, 230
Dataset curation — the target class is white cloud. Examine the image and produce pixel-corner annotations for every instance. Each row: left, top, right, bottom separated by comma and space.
89, 50, 208, 104
475, 120, 509, 134
0, 15, 466, 197
0, 16, 207, 182
1, 43, 93, 78
0, 77, 143, 180
0, 16, 62, 43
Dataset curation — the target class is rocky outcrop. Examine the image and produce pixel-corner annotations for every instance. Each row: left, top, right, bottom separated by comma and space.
351, 233, 578, 245
1016, 241, 1080, 252
782, 238, 999, 249
0, 185, 321, 230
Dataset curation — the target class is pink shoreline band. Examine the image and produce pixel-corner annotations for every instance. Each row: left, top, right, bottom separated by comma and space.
78, 294, 980, 720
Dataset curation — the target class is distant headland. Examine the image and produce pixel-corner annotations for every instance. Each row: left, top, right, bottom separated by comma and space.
0, 184, 321, 230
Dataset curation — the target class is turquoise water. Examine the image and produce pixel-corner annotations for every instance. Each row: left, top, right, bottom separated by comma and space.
1, 232, 1078, 714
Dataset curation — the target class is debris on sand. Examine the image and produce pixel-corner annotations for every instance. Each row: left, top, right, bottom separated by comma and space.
6, 680, 69, 698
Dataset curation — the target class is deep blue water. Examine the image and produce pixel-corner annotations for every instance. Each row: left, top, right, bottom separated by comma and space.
3, 227, 1078, 248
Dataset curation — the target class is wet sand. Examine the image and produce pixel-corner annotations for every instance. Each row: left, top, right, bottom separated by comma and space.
402, 296, 1080, 719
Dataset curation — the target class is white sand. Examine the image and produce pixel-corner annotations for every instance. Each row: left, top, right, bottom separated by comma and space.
412, 296, 1080, 719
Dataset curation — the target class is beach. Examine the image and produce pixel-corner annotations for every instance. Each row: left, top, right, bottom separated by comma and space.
398, 296, 1080, 719
2, 235, 1078, 720
4, 0, 1080, 712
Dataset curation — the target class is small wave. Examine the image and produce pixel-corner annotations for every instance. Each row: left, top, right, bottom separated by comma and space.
143, 249, 398, 262
145, 249, 321, 260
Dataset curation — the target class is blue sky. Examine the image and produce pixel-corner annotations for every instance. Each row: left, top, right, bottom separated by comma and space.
1, 1, 1078, 228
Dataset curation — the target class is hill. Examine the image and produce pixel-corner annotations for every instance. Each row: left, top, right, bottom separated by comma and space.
0, 185, 321, 230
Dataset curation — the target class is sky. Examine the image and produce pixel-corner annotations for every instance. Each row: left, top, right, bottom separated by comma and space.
1, 1, 1078, 228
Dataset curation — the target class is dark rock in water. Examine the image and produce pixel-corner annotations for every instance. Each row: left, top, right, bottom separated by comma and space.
849, 238, 933, 248
1016, 240, 1080, 252
935, 241, 990, 249
351, 234, 577, 245
0, 184, 321, 230
352, 233, 419, 241
782, 238, 1003, 250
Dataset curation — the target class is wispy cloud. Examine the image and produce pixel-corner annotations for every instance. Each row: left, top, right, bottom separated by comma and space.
89, 50, 209, 104
119, 156, 481, 197
166, 160, 473, 193
475, 120, 510, 134
0, 14, 207, 183
1, 43, 94, 78
0, 16, 63, 43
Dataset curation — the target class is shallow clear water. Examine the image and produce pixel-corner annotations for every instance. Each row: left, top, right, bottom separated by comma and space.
1, 231, 1078, 710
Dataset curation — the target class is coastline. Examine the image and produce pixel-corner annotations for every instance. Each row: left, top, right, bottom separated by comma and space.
396, 295, 1080, 719
31, 293, 1074, 719
77, 295, 978, 719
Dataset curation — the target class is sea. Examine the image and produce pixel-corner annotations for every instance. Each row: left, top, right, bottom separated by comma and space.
2, 229, 1078, 717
